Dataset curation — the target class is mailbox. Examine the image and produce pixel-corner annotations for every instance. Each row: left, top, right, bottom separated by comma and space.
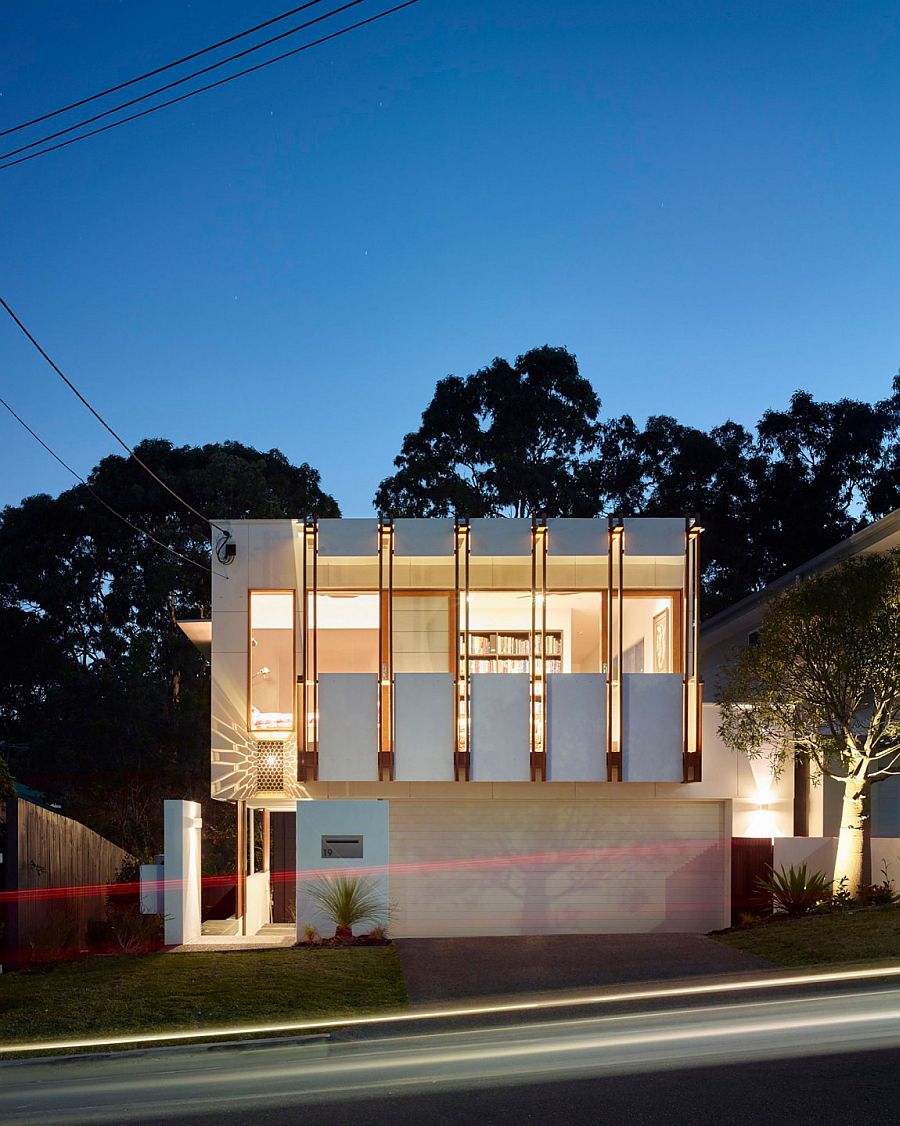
321, 835, 364, 859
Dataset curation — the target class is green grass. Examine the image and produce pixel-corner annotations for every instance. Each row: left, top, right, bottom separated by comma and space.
0, 947, 408, 1050
713, 905, 900, 966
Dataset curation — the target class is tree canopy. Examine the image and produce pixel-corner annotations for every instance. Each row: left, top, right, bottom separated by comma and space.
377, 346, 900, 615
718, 552, 900, 896
374, 346, 600, 518
0, 439, 339, 857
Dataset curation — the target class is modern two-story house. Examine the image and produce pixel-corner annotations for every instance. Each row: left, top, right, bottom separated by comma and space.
157, 511, 900, 944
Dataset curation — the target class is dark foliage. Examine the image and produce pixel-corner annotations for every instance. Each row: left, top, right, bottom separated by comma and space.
376, 349, 900, 616
0, 439, 338, 859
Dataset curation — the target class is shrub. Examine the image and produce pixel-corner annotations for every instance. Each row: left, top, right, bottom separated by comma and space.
108, 904, 164, 952
755, 863, 831, 917
24, 906, 79, 964
301, 923, 321, 945
306, 875, 387, 936
857, 864, 899, 907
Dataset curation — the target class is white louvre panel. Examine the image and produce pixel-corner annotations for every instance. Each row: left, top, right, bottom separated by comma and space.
469, 518, 532, 556
317, 673, 378, 781
316, 519, 379, 556
621, 673, 683, 782
393, 674, 455, 781
469, 674, 530, 781
389, 799, 728, 936
545, 674, 607, 781
546, 518, 608, 557
392, 518, 455, 557
623, 518, 685, 557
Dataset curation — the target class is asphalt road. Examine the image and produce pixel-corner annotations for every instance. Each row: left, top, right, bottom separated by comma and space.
4, 978, 900, 1125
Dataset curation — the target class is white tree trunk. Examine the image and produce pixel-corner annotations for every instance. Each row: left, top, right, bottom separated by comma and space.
833, 779, 867, 898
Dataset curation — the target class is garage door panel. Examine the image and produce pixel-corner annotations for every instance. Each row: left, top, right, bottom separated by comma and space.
389, 800, 725, 936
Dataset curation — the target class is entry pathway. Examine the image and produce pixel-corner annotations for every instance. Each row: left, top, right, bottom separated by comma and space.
395, 934, 773, 1003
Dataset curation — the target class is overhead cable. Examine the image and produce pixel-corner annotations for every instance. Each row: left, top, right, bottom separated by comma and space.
0, 393, 227, 579
0, 0, 368, 161
0, 1, 420, 171
0, 294, 228, 537
0, 1, 331, 138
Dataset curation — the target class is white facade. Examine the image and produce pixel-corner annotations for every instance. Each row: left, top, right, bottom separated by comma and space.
166, 512, 900, 939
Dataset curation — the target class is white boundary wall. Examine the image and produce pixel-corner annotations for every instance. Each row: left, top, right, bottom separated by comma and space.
163, 799, 202, 946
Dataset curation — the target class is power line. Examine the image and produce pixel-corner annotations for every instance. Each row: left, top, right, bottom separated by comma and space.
0, 295, 228, 538
0, 1, 331, 139
1, 0, 368, 162
0, 393, 227, 579
0, 1, 420, 172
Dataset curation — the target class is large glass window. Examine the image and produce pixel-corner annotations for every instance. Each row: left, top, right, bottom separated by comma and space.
545, 592, 604, 673
248, 591, 296, 734
309, 593, 379, 673
621, 593, 680, 674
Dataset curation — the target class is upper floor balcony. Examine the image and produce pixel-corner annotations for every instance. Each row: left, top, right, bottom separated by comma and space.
204, 517, 702, 799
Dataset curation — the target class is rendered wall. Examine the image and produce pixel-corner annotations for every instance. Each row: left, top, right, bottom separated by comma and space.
295, 800, 389, 939
774, 837, 900, 886
163, 799, 202, 946
210, 520, 303, 802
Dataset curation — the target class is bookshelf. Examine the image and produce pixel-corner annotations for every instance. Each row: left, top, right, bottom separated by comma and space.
459, 630, 563, 675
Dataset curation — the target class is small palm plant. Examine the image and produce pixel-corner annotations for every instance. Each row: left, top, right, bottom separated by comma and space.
306, 874, 387, 938
755, 863, 831, 917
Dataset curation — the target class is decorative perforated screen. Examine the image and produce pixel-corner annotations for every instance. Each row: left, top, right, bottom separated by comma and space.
255, 741, 285, 791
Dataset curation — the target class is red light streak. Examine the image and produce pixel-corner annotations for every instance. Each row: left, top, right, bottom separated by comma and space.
0, 838, 718, 904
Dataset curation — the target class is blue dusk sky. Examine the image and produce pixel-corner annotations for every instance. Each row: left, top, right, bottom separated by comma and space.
1, 1, 898, 516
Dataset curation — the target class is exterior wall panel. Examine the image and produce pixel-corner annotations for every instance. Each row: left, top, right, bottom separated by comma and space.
394, 674, 455, 781
621, 674, 683, 782
317, 674, 378, 781
470, 674, 530, 781
546, 674, 607, 781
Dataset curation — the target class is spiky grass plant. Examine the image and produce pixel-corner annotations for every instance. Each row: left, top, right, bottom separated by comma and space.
755, 863, 831, 917
307, 874, 387, 936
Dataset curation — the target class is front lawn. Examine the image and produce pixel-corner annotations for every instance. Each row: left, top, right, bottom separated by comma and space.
712, 905, 900, 966
0, 946, 408, 1050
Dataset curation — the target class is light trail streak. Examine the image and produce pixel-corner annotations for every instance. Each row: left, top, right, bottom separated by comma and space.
4, 986, 900, 1124
3, 963, 900, 1056
0, 839, 714, 904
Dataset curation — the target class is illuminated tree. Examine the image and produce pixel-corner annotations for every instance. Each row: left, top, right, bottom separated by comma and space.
718, 552, 900, 897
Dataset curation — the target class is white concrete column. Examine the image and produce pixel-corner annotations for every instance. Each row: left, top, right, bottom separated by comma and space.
163, 799, 202, 945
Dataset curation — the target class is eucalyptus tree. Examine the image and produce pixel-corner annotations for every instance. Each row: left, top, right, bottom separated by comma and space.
374, 346, 601, 518
718, 551, 900, 897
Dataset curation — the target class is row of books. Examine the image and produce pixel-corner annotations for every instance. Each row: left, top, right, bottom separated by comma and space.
460, 658, 564, 675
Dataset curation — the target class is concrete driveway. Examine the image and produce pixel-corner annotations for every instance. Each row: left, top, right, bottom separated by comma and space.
395, 934, 774, 1002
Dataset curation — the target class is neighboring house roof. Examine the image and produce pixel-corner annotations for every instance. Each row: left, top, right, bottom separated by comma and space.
703, 506, 900, 651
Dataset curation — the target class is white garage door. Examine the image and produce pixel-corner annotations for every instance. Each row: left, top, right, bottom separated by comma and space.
389, 799, 727, 936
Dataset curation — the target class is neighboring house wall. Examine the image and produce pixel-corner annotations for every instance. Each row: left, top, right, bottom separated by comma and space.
700, 507, 900, 840
1, 796, 128, 963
